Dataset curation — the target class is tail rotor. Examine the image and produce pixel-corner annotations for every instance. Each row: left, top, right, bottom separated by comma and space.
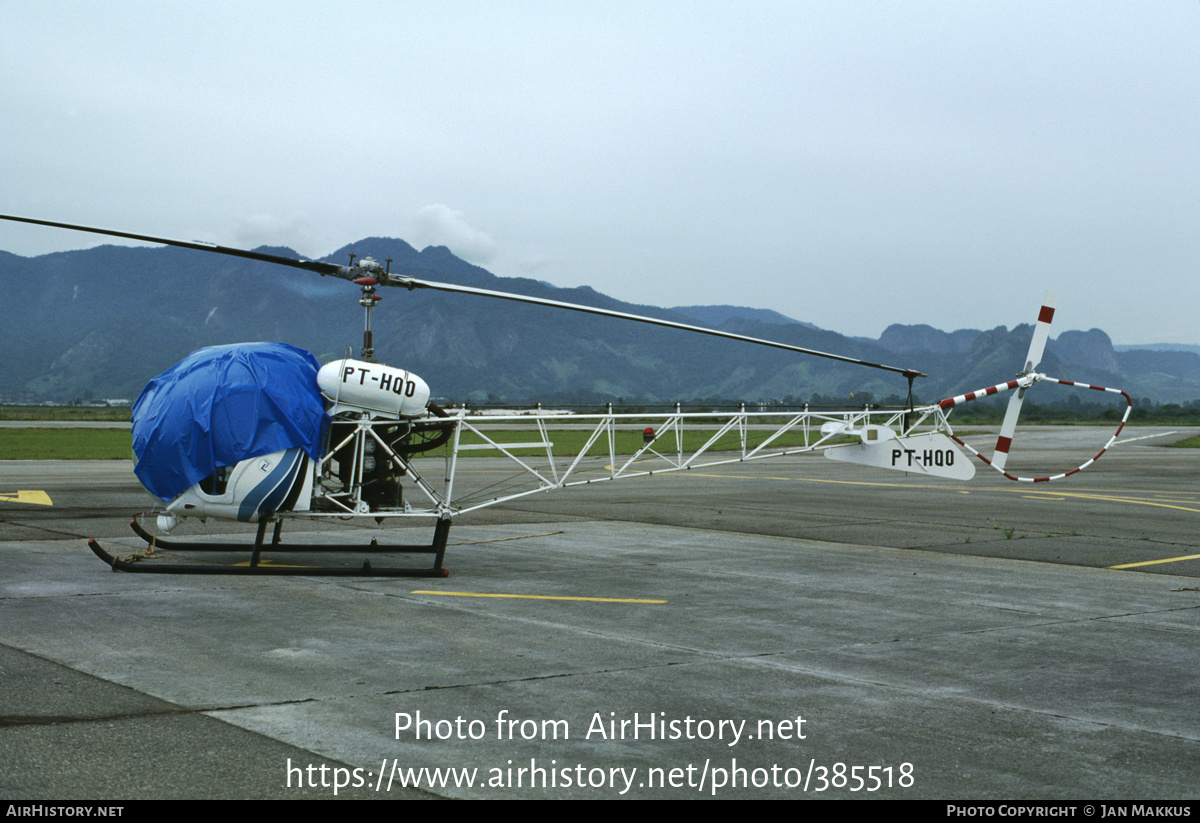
992, 291, 1056, 470
936, 291, 1132, 482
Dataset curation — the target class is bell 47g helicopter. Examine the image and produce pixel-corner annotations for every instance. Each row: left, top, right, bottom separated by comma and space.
0, 214, 1133, 577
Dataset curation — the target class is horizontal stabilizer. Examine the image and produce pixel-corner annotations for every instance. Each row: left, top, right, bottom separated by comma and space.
824, 432, 975, 480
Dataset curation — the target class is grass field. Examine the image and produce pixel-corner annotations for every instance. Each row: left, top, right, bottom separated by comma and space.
0, 428, 134, 460
0, 409, 1161, 460
0, 425, 835, 461
0, 406, 131, 422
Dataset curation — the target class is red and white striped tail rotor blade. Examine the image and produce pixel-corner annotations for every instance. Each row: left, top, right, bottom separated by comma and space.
992, 291, 1057, 470
992, 389, 1024, 470
1025, 291, 1057, 372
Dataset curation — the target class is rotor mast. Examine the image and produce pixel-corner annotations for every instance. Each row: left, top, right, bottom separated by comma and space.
350, 255, 389, 362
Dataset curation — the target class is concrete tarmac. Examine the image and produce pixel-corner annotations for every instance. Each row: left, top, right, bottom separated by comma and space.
1, 427, 1198, 799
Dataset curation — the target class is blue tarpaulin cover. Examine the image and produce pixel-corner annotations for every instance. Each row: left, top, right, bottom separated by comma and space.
131, 343, 328, 501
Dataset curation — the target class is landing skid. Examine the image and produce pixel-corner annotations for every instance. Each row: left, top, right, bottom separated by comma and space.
87, 517, 451, 577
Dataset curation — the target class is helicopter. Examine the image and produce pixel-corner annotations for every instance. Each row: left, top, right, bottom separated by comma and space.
0, 214, 1133, 577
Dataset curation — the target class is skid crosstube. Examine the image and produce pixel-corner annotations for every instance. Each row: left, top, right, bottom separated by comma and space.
87, 517, 451, 577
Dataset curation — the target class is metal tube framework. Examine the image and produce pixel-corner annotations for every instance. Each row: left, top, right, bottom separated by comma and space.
299, 404, 954, 522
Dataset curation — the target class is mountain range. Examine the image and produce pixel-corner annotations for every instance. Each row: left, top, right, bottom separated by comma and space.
1, 238, 1196, 409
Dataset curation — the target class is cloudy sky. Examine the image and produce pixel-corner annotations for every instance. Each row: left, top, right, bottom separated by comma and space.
2, 1, 1197, 344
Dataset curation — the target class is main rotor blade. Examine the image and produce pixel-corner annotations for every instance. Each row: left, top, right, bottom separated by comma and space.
1, 213, 925, 378
0, 214, 348, 279
391, 276, 926, 378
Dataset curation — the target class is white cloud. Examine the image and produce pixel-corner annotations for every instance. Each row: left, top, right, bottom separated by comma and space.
405, 205, 497, 264
516, 253, 568, 276
231, 213, 316, 255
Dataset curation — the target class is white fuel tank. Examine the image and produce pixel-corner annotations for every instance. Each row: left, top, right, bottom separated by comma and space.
317, 359, 431, 418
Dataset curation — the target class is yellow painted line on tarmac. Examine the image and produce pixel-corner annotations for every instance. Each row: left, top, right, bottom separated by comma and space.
412, 590, 667, 604
1019, 490, 1200, 515
683, 471, 953, 490
0, 490, 52, 506
1108, 553, 1200, 570
456, 454, 1200, 524
452, 530, 565, 546
686, 471, 1200, 513
677, 471, 1200, 572
1016, 483, 1200, 499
